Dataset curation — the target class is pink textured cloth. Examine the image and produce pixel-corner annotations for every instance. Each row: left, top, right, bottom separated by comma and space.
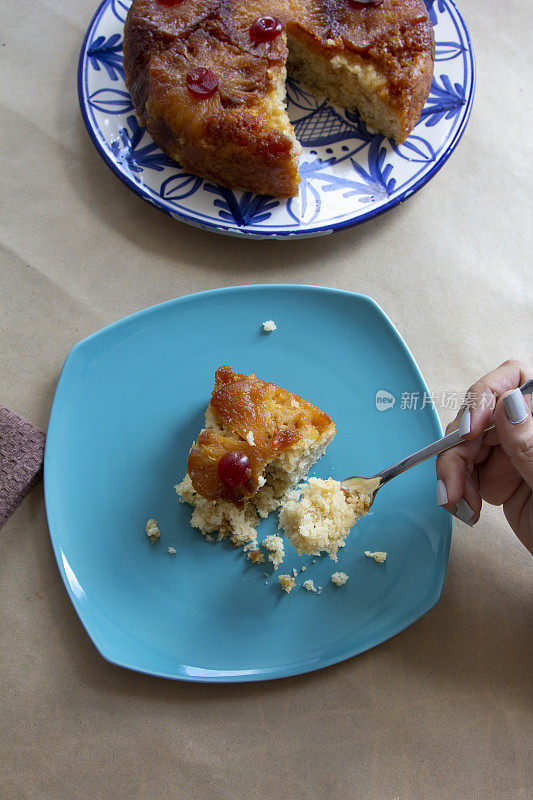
0, 405, 45, 528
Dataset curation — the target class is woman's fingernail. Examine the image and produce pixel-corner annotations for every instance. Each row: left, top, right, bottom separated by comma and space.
503, 389, 528, 424
437, 479, 448, 506
455, 497, 476, 526
459, 408, 471, 437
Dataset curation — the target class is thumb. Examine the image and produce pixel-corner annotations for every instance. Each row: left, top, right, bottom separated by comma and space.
494, 389, 533, 488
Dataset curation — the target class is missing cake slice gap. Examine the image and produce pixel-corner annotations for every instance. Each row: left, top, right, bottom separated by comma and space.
176, 366, 336, 548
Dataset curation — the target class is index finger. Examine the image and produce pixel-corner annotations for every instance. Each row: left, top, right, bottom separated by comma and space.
462, 360, 532, 440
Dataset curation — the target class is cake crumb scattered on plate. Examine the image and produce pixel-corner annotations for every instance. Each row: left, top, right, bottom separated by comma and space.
247, 548, 265, 564
262, 535, 285, 569
331, 571, 348, 586
167, 546, 176, 555
279, 574, 295, 593
365, 550, 387, 563
145, 518, 160, 544
300, 565, 307, 572
262, 320, 277, 332
302, 579, 316, 592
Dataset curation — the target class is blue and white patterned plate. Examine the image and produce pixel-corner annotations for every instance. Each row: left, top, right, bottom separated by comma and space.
78, 0, 475, 238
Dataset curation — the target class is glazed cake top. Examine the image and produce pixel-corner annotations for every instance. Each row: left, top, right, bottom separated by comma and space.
187, 365, 335, 505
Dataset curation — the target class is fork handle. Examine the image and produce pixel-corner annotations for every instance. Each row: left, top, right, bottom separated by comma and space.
377, 427, 464, 486
376, 379, 533, 487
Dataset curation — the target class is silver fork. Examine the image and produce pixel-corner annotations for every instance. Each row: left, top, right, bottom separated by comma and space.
342, 379, 533, 507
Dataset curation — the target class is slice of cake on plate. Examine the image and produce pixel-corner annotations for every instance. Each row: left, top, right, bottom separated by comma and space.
176, 365, 336, 548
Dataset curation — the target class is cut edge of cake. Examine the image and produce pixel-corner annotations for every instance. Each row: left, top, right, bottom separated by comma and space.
286, 32, 433, 145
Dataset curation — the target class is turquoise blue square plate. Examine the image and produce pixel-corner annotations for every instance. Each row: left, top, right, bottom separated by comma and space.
44, 285, 451, 681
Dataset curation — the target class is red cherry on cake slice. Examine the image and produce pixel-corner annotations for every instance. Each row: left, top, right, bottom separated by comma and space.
249, 16, 283, 43
186, 68, 219, 99
157, 0, 185, 6
218, 451, 252, 487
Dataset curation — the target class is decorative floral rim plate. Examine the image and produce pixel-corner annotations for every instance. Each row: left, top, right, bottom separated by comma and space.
44, 285, 452, 682
78, 1, 475, 238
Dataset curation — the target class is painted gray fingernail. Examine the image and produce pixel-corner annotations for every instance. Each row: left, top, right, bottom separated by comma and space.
455, 497, 476, 526
503, 389, 528, 424
437, 479, 448, 506
459, 408, 471, 437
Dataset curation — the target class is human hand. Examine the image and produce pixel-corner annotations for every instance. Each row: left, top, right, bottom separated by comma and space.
436, 360, 533, 554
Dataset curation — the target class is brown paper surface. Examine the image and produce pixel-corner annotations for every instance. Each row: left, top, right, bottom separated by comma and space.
1, 2, 532, 798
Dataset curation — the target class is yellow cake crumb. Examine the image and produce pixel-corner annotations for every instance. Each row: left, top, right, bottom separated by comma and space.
365, 550, 387, 563
167, 546, 176, 555
145, 518, 160, 544
331, 571, 348, 586
302, 579, 316, 592
246, 548, 265, 564
176, 474, 258, 548
279, 574, 296, 593
279, 477, 371, 560
262, 534, 285, 569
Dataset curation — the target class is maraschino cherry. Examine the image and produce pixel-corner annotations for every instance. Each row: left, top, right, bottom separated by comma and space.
157, 0, 185, 7
186, 68, 219, 99
218, 451, 252, 488
249, 16, 283, 43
